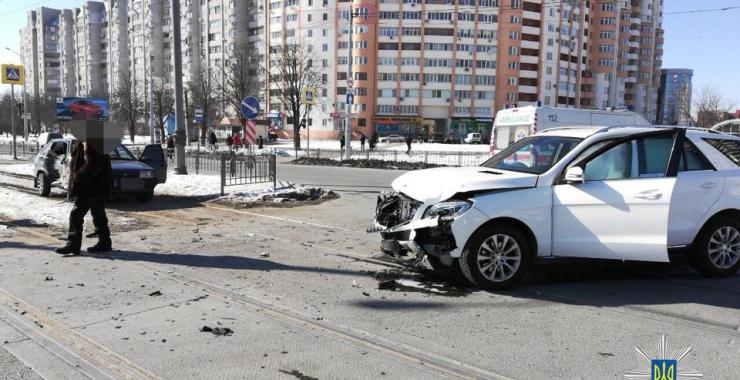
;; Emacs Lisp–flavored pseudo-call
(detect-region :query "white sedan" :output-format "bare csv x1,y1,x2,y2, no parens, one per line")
374,126,740,289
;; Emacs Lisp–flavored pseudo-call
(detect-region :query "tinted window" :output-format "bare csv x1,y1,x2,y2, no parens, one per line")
585,142,631,181
109,145,136,160
704,138,740,166
637,134,674,177
583,133,676,181
678,140,713,172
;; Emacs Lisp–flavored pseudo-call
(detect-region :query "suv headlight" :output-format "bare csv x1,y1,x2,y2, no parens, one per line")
423,201,472,219
139,170,156,179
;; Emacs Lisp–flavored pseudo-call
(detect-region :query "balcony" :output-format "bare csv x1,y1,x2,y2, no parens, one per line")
518,85,538,94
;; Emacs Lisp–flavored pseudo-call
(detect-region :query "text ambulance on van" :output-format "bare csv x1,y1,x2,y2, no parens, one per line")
489,105,650,155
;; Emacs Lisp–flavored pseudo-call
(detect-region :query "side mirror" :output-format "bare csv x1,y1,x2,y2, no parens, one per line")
564,166,584,184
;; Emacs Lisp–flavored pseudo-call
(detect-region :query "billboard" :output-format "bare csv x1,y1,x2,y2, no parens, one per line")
56,97,110,121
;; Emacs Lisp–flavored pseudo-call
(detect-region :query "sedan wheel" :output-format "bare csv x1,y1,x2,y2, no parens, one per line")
460,223,530,290
691,216,740,276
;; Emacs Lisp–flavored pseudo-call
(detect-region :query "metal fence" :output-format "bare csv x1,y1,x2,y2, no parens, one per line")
303,148,489,167
220,154,276,195
0,141,42,159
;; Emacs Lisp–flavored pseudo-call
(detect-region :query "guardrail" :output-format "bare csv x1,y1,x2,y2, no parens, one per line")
0,141,42,159
303,148,489,167
220,154,276,195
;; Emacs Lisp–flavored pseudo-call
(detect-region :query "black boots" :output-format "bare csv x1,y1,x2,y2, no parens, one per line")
55,245,80,255
87,239,112,253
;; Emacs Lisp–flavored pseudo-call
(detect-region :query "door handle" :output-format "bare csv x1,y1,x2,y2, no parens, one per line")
700,182,717,189
634,191,663,201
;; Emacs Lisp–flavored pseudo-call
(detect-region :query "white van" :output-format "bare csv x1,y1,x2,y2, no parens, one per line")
489,106,650,155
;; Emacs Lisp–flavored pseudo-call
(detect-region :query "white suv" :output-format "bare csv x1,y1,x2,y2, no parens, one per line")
374,126,740,289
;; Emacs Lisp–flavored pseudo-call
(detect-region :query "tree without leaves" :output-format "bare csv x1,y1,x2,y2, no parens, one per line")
111,72,144,143
221,42,263,124
27,95,57,134
151,79,174,142
267,42,324,149
686,85,736,128
189,64,220,140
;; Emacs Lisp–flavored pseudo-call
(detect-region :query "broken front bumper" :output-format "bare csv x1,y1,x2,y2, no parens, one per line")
373,194,487,266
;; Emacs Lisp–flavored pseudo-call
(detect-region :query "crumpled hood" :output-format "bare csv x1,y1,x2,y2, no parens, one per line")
391,166,538,204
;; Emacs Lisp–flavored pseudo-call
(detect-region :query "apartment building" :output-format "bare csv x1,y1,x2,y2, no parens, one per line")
20,0,664,137
656,68,693,126
265,0,663,139
21,7,63,99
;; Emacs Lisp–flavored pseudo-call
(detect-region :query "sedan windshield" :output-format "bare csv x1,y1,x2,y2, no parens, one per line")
481,136,582,174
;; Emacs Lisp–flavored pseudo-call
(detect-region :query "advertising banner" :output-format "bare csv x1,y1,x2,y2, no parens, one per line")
56,97,110,121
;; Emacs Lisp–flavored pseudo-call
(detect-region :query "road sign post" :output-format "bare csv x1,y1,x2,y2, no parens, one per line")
3,64,24,160
302,87,316,153
241,96,261,148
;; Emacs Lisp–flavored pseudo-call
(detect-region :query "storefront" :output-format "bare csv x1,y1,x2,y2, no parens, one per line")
449,118,493,141
372,116,422,137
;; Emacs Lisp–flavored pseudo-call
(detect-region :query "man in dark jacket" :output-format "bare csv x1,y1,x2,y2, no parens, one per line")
55,140,113,255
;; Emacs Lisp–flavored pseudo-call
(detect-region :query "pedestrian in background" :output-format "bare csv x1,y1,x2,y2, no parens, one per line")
208,131,217,151
360,135,366,151
258,135,264,150
55,140,112,255
166,134,174,160
226,133,233,151
233,133,242,151
405,135,412,154
340,133,346,151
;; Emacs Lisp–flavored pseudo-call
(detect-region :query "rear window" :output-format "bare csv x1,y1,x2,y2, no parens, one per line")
703,138,740,166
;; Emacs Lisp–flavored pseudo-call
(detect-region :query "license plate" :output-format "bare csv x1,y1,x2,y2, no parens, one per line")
120,178,145,191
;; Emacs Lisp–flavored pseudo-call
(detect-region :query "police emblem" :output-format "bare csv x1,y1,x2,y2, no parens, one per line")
624,335,703,379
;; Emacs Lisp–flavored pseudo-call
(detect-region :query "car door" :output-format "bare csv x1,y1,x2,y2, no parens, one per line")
139,144,167,184
667,137,723,246
551,131,681,262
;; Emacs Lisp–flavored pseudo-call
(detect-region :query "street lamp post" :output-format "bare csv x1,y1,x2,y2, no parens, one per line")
171,0,187,174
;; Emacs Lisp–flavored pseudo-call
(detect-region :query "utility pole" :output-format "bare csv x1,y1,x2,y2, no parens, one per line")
149,54,155,143
171,0,187,174
343,9,354,160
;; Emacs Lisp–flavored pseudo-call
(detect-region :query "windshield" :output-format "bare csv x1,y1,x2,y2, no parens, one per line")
481,136,582,174
109,145,137,160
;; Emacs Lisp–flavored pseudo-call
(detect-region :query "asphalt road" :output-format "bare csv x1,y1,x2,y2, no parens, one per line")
277,160,407,193
0,168,739,379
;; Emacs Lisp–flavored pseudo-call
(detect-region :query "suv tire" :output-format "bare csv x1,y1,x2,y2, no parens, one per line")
36,173,51,197
690,216,740,276
460,223,531,290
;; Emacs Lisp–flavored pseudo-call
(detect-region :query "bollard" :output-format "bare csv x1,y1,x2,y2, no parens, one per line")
424,151,428,164
195,150,200,174
458,152,462,166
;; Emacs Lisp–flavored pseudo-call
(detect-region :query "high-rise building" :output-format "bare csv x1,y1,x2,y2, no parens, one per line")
21,7,62,99
20,0,665,137
656,68,693,126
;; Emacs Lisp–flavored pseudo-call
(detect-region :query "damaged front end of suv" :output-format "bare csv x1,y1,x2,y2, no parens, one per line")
371,190,486,268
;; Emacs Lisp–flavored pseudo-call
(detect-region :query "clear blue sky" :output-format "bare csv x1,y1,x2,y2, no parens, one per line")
0,0,738,105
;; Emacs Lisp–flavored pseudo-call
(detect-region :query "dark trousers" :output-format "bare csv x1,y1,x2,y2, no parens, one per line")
67,199,110,249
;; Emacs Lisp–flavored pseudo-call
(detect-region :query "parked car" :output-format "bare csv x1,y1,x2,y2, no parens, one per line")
374,126,740,289
379,134,406,143
32,138,167,201
37,132,64,145
464,133,482,144
69,100,103,120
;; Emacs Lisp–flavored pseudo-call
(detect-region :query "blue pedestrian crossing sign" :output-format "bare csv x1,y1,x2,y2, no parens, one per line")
241,96,260,119
1,64,24,85
346,92,354,105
